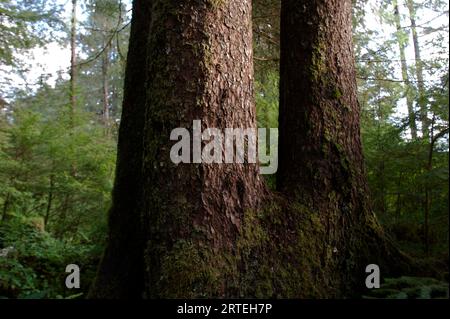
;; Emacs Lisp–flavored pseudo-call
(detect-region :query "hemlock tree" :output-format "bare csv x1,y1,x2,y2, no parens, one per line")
91,0,417,299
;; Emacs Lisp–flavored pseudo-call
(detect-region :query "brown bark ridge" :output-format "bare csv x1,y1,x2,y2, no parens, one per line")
140,0,267,298
275,0,416,297
88,0,151,299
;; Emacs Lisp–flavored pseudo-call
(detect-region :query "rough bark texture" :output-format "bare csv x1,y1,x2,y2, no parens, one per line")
140,0,266,298
69,0,77,118
276,0,415,297
89,0,151,299
101,44,110,127
91,0,424,299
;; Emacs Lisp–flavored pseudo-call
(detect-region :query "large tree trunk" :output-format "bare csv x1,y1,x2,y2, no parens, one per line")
276,0,414,296
278,0,370,221
89,0,152,299
91,0,266,299
140,0,266,298
91,0,421,299
394,0,417,139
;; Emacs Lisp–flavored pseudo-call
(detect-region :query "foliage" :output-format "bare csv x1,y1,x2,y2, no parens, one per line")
0,216,101,299
0,104,115,298
0,0,63,67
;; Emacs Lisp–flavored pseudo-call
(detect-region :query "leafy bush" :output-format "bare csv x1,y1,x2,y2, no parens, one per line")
0,216,102,299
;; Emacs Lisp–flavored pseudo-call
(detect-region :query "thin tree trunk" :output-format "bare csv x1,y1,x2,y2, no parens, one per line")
56,194,70,239
407,0,428,138
424,115,436,255
69,0,77,122
395,172,403,223
394,0,417,139
376,84,387,216
423,125,450,255
101,44,110,128
44,173,54,228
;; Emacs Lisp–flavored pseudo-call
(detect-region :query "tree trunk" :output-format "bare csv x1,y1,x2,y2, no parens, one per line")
407,0,428,138
277,0,413,296
140,0,265,298
91,0,420,299
89,0,152,299
69,0,77,120
101,44,110,128
394,1,417,139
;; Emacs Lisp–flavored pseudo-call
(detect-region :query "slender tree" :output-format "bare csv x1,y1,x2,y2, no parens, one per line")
101,43,110,127
407,0,428,137
394,0,418,139
69,0,77,119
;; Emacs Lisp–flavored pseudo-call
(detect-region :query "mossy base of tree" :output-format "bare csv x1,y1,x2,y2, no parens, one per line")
139,195,433,299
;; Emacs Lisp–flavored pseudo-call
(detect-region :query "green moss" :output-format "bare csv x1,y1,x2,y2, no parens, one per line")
333,88,343,99
153,240,237,298
232,200,338,298
310,39,327,83
207,0,226,9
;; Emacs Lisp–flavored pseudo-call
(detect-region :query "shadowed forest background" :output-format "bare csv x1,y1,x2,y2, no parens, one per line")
0,0,448,299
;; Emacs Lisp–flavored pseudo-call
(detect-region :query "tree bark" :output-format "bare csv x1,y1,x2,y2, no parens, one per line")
140,0,266,298
91,0,421,299
277,0,414,296
394,1,417,139
44,173,54,228
89,0,152,299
